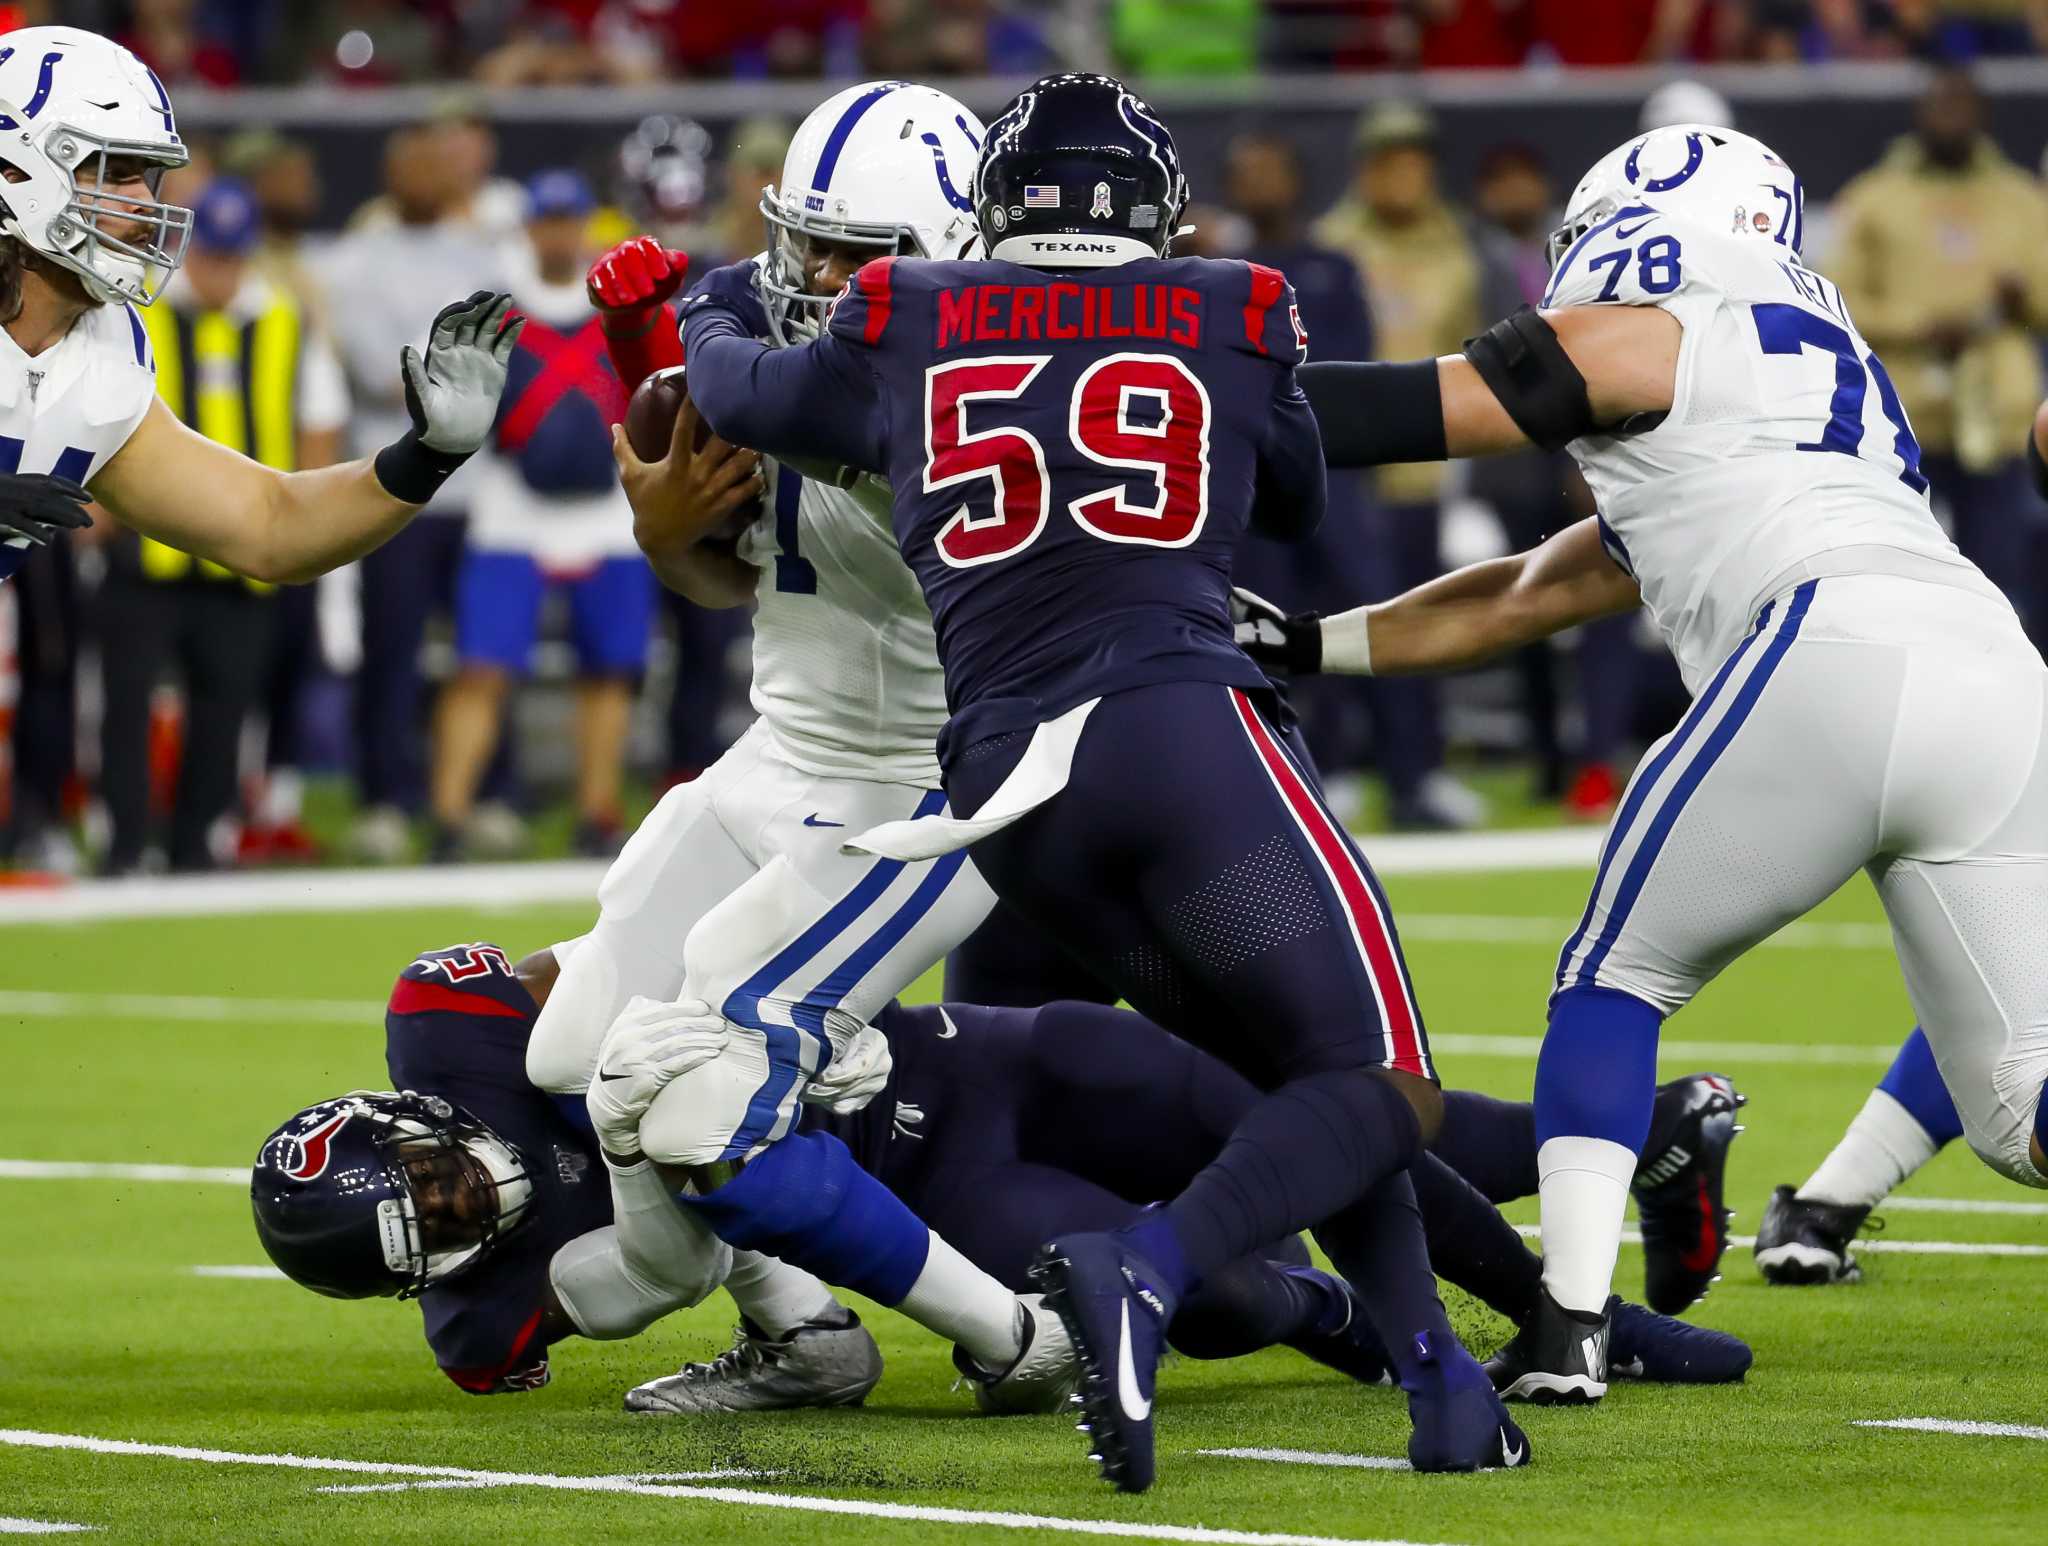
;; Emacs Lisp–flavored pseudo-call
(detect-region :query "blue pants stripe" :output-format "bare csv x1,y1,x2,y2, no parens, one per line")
1554,592,1783,990
1572,580,1819,990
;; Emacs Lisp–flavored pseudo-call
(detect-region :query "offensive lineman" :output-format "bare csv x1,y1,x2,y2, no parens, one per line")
1236,123,2048,1402
526,82,1073,1408
0,29,518,586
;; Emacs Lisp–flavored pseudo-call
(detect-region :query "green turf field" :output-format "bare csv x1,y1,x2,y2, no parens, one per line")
3,868,2044,1544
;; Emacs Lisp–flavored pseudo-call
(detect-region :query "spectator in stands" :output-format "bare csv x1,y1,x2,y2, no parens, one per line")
99,182,351,875
1218,130,1390,816
1314,102,1487,828
264,0,450,86
1830,64,2048,647
1524,0,1712,63
428,171,649,862
119,0,242,86
865,0,1057,75
319,124,511,863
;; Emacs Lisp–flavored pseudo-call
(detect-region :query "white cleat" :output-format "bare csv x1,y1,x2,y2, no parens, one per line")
952,1293,1080,1416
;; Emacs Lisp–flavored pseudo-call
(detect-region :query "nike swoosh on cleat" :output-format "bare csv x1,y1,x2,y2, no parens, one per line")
802,813,845,828
936,1008,959,1039
1116,1300,1151,1422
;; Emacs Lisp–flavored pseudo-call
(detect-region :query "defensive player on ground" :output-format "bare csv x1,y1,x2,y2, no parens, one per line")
253,940,1751,1410
0,27,519,586
1236,123,2048,1401
682,71,1525,1488
528,82,1078,1413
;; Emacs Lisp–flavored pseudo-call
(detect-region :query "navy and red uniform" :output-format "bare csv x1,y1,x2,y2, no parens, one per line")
685,255,1433,1090
385,945,609,1394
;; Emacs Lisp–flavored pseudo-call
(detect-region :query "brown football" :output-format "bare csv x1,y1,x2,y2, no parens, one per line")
623,364,762,540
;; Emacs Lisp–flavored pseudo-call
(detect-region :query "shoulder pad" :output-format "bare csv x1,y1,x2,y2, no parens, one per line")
1544,205,1694,310
390,944,534,1022
1234,260,1307,363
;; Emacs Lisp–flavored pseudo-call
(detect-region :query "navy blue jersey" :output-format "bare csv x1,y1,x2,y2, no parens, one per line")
384,945,609,1394
685,254,1327,751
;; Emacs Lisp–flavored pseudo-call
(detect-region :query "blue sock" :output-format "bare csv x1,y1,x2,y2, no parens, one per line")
681,1131,931,1306
1877,1027,1965,1146
1535,986,1663,1153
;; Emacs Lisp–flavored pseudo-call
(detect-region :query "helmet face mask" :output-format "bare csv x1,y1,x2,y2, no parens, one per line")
252,1092,534,1301
758,81,984,347
0,29,194,306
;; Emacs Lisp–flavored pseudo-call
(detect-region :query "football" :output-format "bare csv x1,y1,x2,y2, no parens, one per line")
624,364,762,540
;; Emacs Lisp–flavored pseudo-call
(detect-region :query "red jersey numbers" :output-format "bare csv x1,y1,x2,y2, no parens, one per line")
924,352,1213,568
925,356,1052,568
416,944,514,983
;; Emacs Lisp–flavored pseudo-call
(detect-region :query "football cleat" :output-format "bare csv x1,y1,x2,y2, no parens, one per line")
1280,1266,1393,1386
1484,1287,1609,1405
1753,1184,1873,1285
1633,1072,1746,1313
1406,1330,1533,1472
1607,1297,1752,1383
1030,1232,1179,1494
623,1311,882,1414
952,1293,1080,1415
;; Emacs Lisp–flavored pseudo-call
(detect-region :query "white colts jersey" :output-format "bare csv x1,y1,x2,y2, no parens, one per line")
0,302,156,579
738,459,949,785
1545,206,1998,691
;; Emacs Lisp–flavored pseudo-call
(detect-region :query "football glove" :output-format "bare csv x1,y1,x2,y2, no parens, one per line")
1231,586,1324,674
800,1021,893,1116
586,996,731,1161
588,237,691,334
0,472,92,548
375,291,525,505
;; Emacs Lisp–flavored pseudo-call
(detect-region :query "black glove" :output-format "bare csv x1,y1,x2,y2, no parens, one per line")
1231,586,1323,674
0,472,93,548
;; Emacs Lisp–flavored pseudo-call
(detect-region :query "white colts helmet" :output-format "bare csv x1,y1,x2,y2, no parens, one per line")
0,26,192,306
1549,124,1804,272
760,80,985,345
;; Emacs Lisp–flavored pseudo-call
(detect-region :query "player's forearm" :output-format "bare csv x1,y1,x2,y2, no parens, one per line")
639,530,759,608
255,460,421,584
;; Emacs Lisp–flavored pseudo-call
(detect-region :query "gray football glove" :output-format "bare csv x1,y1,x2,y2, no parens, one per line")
402,290,523,455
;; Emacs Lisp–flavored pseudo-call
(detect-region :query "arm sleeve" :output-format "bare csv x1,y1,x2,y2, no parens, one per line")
602,301,685,393
682,305,887,474
1250,375,1329,540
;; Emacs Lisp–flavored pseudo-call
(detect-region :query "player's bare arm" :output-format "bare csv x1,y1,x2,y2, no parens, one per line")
91,292,522,584
1237,516,1640,678
611,393,762,608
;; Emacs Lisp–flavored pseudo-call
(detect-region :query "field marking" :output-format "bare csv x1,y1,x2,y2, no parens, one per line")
187,1266,287,1281
1879,1196,2048,1217
0,1525,94,1536
1400,914,1893,951
0,1430,1463,1546
317,1468,765,1494
0,829,1608,924
1856,1418,2048,1442
1199,1450,1410,1472
0,1161,250,1185
1507,1225,2048,1258
1431,1031,1896,1066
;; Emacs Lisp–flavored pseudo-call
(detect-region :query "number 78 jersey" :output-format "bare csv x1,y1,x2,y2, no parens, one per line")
1544,205,1989,692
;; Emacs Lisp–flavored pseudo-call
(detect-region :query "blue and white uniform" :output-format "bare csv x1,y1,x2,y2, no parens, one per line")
1546,191,2048,1186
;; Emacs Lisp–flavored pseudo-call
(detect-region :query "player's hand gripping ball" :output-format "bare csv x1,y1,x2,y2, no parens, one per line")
617,366,764,544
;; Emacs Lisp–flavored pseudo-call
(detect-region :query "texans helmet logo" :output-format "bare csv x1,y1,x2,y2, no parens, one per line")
282,1108,352,1182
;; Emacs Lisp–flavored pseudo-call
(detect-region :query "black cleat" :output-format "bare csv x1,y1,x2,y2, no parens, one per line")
1278,1266,1393,1386
1753,1184,1873,1285
1607,1296,1751,1383
1633,1072,1745,1314
1484,1287,1609,1405
1030,1232,1177,1494
1407,1330,1533,1472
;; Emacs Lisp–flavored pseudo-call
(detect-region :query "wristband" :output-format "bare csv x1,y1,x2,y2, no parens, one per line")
373,428,473,506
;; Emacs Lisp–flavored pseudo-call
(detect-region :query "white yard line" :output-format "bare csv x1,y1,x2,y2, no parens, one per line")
1877,1197,2048,1217
0,1525,94,1536
0,1430,1463,1546
0,1161,249,1185
1855,1418,2048,1441
1399,915,1894,951
1431,1031,1897,1065
0,990,371,1024
1508,1225,2048,1258
0,830,1610,925
318,1468,765,1494
187,1266,287,1280
1198,1450,1411,1472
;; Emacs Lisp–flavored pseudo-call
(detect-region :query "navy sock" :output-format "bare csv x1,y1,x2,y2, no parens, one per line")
1314,1167,1457,1388
1154,1069,1424,1297
1411,1150,1542,1325
1877,1026,1965,1146
1430,1089,1538,1204
1166,1255,1346,1360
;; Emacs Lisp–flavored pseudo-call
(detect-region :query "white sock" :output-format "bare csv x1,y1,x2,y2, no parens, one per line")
1797,1089,1938,1210
1537,1135,1637,1315
721,1250,839,1338
895,1231,1022,1369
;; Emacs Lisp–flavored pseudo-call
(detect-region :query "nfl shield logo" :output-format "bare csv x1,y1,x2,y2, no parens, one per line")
1090,181,1114,220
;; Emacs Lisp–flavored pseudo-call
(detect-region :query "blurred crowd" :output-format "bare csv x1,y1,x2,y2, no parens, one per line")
5,60,2048,874
7,1,2048,89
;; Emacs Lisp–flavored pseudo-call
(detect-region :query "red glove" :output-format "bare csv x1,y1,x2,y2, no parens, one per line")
587,237,690,335
587,236,689,390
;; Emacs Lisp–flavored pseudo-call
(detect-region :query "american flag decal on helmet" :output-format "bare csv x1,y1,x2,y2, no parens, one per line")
1023,185,1060,208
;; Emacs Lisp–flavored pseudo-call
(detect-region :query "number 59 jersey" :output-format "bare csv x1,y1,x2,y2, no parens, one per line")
736,459,950,787
1543,206,1999,692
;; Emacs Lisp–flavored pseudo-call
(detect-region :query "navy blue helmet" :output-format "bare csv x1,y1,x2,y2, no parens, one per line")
973,72,1188,270
251,1091,534,1300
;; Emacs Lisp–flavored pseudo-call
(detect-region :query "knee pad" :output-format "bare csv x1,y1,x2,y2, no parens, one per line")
682,1132,930,1305
548,1223,729,1341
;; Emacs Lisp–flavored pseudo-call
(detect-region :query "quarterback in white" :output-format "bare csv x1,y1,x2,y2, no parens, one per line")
1242,123,2048,1403
0,27,518,588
